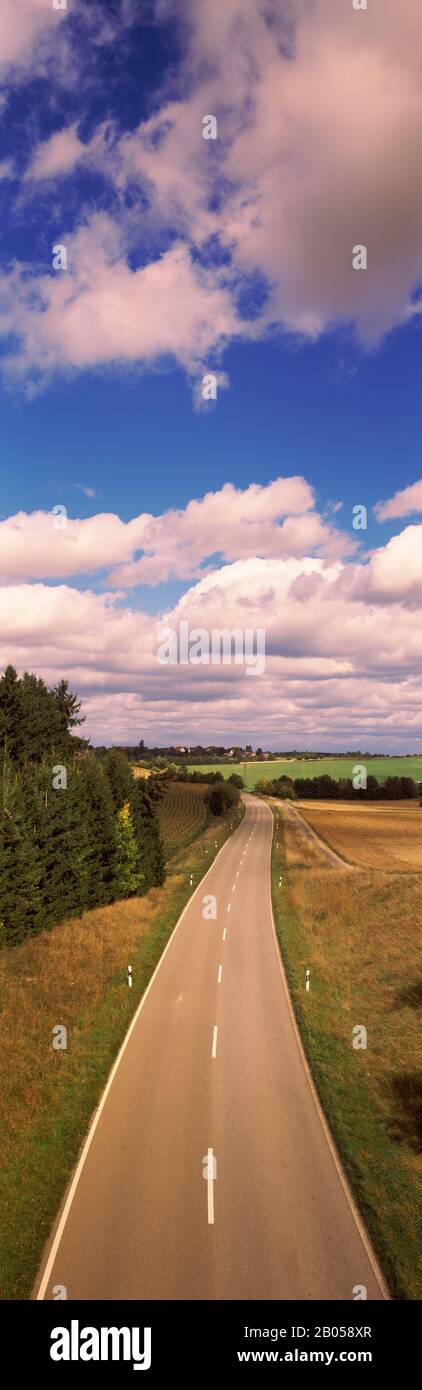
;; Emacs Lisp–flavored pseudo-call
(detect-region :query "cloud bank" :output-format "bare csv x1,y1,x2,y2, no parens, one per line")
0,478,421,748
3,0,422,384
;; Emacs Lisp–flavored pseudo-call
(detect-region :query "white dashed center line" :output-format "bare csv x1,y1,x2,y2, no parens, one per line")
218,965,222,984
212,1025,218,1059
207,1147,215,1225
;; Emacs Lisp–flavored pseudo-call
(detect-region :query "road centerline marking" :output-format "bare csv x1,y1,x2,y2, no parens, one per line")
218,965,222,983
207,1148,215,1225
212,1025,218,1058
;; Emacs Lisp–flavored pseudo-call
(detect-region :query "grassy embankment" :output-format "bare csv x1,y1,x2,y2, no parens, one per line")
0,783,242,1299
188,755,422,788
271,800,422,1300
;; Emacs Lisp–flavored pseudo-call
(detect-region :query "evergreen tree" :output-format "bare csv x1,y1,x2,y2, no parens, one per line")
0,666,24,765
131,778,165,888
76,756,117,907
103,748,165,889
103,748,135,811
0,667,167,945
50,679,86,755
0,769,42,943
20,673,61,764
28,763,84,926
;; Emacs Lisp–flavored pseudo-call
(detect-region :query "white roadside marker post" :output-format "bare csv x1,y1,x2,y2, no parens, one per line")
305,968,310,993
190,873,193,887
127,965,133,989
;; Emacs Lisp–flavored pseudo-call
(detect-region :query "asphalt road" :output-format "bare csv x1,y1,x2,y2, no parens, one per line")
36,794,386,1301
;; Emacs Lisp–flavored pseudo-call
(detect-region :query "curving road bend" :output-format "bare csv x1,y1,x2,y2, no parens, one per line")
35,794,386,1301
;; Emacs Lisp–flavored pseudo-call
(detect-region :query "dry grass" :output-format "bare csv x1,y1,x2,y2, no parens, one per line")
273,802,349,871
0,892,164,1166
297,801,422,871
272,803,422,1299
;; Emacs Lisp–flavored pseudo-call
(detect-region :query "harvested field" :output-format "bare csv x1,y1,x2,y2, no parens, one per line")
297,801,422,872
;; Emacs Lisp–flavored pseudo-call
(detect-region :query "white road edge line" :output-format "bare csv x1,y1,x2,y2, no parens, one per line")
212,1025,218,1058
35,818,243,1300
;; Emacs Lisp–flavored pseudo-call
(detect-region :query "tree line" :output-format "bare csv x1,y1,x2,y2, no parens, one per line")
256,773,420,801
168,766,243,813
0,664,88,765
0,668,165,945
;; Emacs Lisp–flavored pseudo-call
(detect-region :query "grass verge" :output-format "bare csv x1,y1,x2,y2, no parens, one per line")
0,807,242,1300
270,803,422,1300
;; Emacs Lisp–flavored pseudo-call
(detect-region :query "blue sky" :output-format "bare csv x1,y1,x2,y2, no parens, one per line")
0,0,421,749
2,323,422,532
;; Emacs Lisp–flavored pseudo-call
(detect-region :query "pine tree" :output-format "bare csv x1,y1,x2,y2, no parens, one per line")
0,666,24,765
103,748,135,811
20,673,61,765
0,669,166,942
103,747,165,893
76,756,117,907
29,763,84,927
50,679,86,755
131,778,165,889
0,769,42,943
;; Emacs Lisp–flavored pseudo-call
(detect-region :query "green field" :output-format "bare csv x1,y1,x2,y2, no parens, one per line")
188,756,422,788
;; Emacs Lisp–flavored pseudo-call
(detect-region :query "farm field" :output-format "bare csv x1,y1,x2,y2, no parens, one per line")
297,801,422,872
157,781,210,861
271,802,422,1299
188,756,422,787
